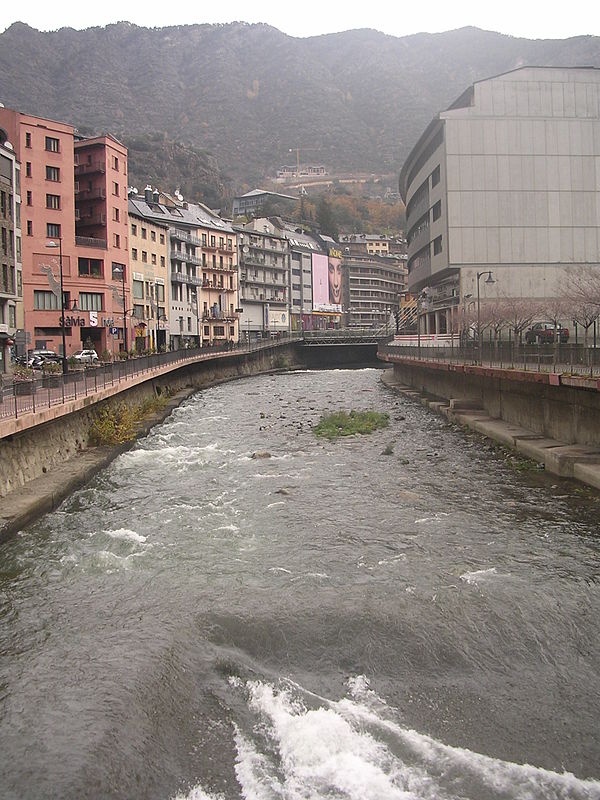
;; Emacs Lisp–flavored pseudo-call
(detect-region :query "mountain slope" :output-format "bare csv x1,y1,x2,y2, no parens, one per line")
1,22,599,191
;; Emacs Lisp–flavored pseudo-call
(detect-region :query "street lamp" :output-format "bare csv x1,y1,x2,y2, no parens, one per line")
46,239,68,374
112,266,128,354
476,271,495,365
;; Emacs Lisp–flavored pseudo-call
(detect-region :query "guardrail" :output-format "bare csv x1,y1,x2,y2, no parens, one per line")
0,334,302,422
379,340,600,377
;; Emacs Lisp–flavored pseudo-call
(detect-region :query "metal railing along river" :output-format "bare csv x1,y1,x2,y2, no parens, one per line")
379,337,600,377
0,335,302,421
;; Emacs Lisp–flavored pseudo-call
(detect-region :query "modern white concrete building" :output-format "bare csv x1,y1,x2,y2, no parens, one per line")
400,66,600,334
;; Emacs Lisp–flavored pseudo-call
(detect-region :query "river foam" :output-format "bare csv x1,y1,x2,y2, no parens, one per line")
174,676,600,800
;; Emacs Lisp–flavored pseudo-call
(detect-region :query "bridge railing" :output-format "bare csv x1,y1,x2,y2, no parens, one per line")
379,339,600,376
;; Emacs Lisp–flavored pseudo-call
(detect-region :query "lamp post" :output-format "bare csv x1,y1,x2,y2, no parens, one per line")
476,271,495,365
46,238,68,374
113,266,128,354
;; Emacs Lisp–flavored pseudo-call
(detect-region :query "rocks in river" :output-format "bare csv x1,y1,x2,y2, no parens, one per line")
275,488,291,495
251,451,272,459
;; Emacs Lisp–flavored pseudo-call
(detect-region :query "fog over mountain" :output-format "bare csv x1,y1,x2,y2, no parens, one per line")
1,21,599,197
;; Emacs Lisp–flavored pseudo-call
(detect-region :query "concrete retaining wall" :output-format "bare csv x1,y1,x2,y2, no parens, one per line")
0,344,302,499
389,360,600,447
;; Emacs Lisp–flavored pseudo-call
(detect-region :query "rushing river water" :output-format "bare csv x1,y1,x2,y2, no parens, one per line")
1,368,599,800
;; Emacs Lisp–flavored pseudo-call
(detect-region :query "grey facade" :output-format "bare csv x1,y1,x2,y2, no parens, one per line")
400,67,600,334
344,254,407,330
236,219,290,340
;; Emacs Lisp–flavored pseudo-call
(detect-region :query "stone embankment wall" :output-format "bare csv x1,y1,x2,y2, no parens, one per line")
0,345,301,499
388,360,600,447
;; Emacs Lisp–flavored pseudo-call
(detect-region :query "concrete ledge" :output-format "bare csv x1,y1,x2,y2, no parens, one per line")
380,367,600,492
544,446,600,478
573,463,600,490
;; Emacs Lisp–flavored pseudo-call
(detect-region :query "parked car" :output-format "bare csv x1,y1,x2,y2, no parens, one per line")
71,349,99,364
525,322,569,344
28,349,61,364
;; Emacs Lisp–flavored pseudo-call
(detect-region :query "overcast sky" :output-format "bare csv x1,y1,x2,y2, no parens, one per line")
0,0,597,40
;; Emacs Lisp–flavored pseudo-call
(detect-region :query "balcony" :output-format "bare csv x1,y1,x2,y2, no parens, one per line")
0,277,15,295
78,188,106,201
77,213,106,227
202,281,234,292
75,236,107,249
170,249,202,266
75,161,106,175
202,311,239,321
170,230,203,248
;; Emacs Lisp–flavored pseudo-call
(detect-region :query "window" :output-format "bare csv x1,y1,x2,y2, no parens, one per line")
79,292,103,311
432,200,442,221
45,136,60,153
113,208,120,222
230,326,235,337
78,257,103,278
113,156,119,170
214,326,225,336
204,325,210,336
132,248,138,261
433,235,442,255
112,181,119,196
210,235,215,247
25,162,32,178
156,284,165,302
227,238,233,250
141,251,147,263
133,280,144,299
46,166,60,182
160,256,165,267
151,254,157,265
34,290,60,310
431,165,440,187
151,230,156,242
27,220,33,236
25,132,32,148
113,233,120,248
133,304,144,319
47,223,61,238
131,223,137,235
46,193,60,210
141,228,147,240
160,233,165,245
219,237,224,248
202,233,207,246
26,191,32,206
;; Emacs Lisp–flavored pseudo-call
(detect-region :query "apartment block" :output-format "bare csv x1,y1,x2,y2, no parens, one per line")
129,190,238,348
128,200,170,351
236,219,290,340
343,254,407,329
0,107,131,358
400,66,600,335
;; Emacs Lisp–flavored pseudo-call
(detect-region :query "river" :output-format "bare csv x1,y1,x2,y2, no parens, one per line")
0,368,599,800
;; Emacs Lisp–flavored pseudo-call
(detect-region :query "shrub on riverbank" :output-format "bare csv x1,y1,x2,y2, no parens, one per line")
89,395,169,445
314,410,389,441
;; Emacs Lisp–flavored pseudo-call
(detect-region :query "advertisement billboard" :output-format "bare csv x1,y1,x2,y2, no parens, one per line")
312,252,342,313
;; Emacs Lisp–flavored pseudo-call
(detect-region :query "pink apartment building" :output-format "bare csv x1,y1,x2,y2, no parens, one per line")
0,107,131,358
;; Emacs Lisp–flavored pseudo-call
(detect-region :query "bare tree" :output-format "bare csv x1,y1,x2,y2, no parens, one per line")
495,296,541,363
560,266,600,347
542,296,572,361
